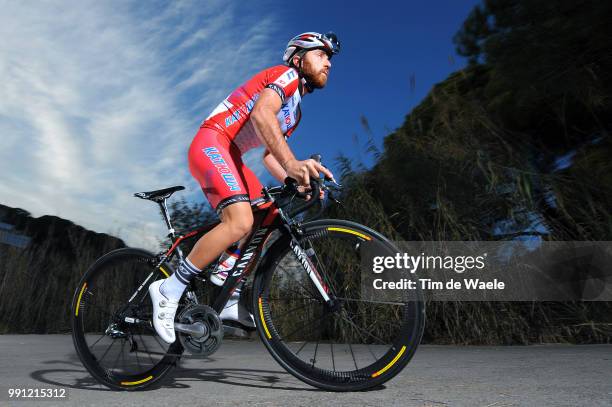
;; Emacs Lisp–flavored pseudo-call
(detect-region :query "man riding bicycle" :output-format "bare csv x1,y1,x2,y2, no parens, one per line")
149,31,340,343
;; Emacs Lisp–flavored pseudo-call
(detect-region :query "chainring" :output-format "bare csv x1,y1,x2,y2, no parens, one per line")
177,304,223,358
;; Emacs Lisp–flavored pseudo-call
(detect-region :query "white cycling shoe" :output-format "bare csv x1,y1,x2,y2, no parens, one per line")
220,291,255,329
148,279,179,344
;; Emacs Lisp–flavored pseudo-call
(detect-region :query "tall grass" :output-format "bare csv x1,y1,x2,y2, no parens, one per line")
0,208,125,333
323,77,612,345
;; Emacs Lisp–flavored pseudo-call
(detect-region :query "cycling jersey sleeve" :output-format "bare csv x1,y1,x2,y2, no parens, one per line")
265,66,299,102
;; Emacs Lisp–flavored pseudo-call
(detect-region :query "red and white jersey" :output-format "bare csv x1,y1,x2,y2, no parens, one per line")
201,65,303,154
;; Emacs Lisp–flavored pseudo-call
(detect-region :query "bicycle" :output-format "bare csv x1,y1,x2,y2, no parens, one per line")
71,155,425,392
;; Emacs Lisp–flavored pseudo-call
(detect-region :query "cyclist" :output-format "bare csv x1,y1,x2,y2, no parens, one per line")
149,31,340,343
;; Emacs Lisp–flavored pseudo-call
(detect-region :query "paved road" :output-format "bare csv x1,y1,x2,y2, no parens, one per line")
0,335,610,406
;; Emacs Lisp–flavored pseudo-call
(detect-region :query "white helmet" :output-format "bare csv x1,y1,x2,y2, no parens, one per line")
283,31,341,66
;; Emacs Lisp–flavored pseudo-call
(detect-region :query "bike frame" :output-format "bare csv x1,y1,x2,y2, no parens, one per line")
153,192,332,315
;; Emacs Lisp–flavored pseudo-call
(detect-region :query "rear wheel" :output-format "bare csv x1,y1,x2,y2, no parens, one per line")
71,248,184,390
253,220,425,391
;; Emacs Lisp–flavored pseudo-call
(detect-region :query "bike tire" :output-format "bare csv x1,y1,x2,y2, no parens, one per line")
252,219,425,391
71,247,183,391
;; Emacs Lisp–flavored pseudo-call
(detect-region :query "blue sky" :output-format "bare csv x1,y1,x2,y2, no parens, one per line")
284,0,482,170
0,0,481,248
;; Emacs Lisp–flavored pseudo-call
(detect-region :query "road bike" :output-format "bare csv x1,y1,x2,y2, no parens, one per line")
71,156,425,391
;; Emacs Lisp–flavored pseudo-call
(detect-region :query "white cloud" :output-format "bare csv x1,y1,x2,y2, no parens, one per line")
0,1,280,250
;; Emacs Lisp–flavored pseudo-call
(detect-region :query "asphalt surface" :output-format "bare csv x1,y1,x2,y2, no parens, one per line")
0,334,610,406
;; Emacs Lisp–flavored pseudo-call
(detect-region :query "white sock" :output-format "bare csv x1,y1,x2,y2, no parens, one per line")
160,274,185,302
159,259,199,301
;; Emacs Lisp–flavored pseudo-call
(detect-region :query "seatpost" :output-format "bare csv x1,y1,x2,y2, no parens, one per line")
158,199,176,238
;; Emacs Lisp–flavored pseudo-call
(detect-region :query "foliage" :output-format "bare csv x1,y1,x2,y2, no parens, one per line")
330,0,612,344
160,198,218,255
0,205,125,333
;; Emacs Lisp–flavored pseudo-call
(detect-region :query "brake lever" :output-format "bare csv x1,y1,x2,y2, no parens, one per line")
327,178,342,189
327,189,344,207
283,176,312,199
310,153,339,186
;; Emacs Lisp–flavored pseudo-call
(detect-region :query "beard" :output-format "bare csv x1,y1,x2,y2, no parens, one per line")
304,71,328,88
301,60,328,88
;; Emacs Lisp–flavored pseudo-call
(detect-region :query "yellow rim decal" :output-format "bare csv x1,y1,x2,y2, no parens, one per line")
371,345,406,378
121,375,153,386
75,282,87,316
327,227,371,241
159,266,169,278
258,297,272,339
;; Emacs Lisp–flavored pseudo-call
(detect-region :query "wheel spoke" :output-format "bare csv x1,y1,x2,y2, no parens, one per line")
97,338,116,363
367,343,378,361
137,332,156,365
281,311,331,340
274,286,320,302
334,296,408,306
89,332,108,349
110,339,123,373
305,238,340,296
131,334,142,370
266,297,318,302
120,338,126,373
295,341,308,355
151,333,169,353
336,311,372,345
311,340,319,368
338,309,388,345
279,264,320,300
269,301,313,320
83,300,116,319
348,342,358,371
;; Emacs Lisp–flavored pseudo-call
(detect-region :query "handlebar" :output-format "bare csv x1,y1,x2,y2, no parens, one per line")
263,153,340,220
282,177,322,218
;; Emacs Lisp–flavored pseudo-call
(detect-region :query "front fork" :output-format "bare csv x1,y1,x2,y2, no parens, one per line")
276,197,335,307
288,235,333,306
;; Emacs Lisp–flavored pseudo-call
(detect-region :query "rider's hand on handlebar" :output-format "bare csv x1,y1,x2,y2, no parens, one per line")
284,158,335,188
297,185,325,201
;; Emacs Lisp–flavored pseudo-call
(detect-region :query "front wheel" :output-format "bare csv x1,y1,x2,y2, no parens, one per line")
253,220,425,391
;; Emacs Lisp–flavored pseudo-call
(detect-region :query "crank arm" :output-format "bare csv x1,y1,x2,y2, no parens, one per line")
174,322,206,338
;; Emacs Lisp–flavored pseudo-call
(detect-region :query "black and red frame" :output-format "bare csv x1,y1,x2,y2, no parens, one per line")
152,180,328,315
